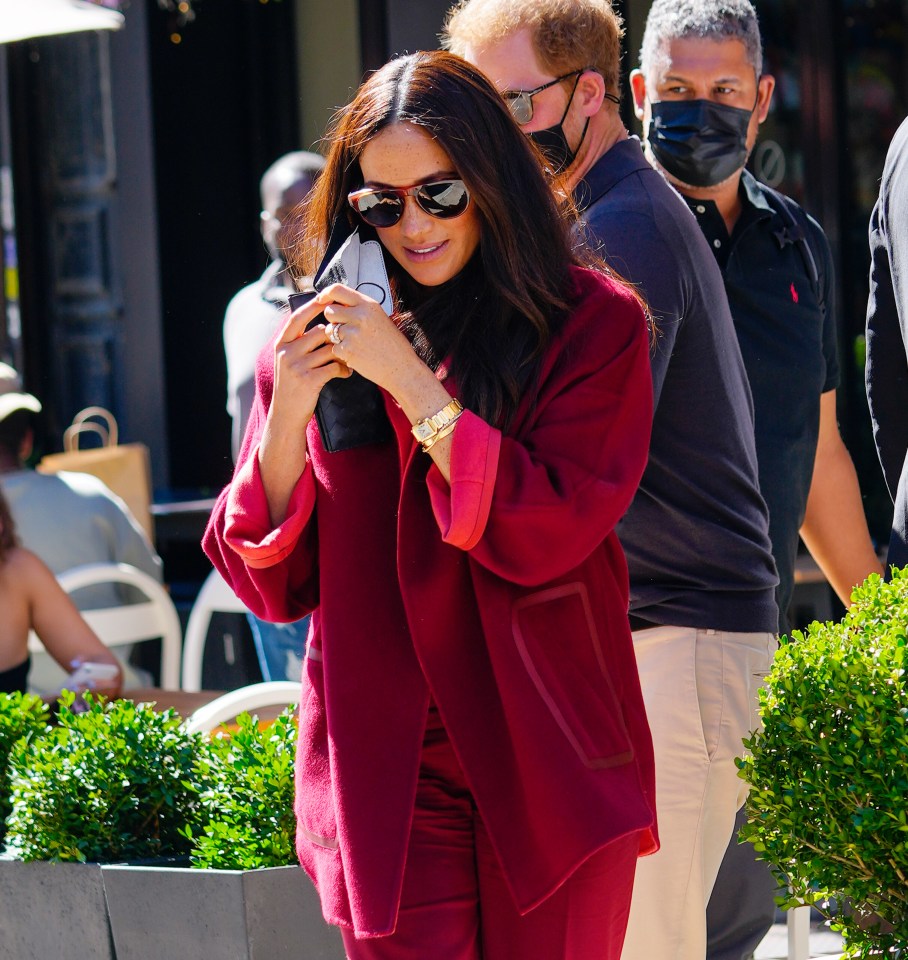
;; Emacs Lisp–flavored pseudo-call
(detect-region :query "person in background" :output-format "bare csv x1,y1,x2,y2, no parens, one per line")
867,115,908,574
0,483,122,698
205,50,657,959
0,363,162,693
224,150,326,461
630,2,884,957
223,150,325,682
444,2,778,957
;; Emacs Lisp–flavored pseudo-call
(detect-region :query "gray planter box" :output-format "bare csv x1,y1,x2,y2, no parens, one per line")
102,862,345,960
0,858,115,960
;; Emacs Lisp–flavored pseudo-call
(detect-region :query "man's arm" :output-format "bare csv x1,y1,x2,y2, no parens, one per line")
799,389,883,604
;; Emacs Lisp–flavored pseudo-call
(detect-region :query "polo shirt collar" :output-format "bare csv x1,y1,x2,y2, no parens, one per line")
682,170,779,268
740,169,774,217
682,170,773,222
573,136,652,213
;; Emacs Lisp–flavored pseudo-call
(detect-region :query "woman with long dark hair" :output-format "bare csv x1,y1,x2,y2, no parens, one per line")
204,50,656,960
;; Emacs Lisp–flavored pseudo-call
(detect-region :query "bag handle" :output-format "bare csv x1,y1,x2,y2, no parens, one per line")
68,406,119,448
64,421,110,451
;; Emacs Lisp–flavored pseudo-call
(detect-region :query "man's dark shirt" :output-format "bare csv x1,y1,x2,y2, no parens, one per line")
685,171,840,632
575,138,778,632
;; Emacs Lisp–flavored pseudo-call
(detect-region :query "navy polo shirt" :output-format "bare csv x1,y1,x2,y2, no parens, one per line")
575,138,778,633
685,171,840,633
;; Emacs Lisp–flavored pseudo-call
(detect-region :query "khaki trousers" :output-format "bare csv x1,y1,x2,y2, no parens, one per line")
620,626,777,960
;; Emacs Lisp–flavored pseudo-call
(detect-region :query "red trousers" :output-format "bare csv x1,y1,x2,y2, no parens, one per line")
341,710,639,960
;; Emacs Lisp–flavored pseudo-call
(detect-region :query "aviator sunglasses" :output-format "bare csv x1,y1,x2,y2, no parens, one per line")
347,179,471,228
503,69,586,125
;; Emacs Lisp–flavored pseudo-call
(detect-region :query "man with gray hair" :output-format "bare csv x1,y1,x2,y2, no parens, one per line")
445,2,780,958
631,2,882,957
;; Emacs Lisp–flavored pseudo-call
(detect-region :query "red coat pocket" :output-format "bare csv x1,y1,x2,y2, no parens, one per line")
512,583,634,769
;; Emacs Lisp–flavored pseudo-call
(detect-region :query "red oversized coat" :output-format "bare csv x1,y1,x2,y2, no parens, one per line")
203,267,658,938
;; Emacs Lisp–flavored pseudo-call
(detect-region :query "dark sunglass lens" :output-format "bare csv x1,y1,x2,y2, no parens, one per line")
417,181,470,218
506,94,532,125
356,191,404,227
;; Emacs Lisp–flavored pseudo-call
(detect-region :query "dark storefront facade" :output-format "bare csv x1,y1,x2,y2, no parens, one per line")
1,0,906,587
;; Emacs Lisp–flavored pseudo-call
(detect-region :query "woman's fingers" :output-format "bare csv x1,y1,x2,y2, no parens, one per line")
315,282,366,308
279,282,374,345
278,320,333,361
321,357,353,382
279,293,328,344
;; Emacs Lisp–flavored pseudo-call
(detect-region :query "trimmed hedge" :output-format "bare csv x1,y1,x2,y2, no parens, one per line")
740,568,908,958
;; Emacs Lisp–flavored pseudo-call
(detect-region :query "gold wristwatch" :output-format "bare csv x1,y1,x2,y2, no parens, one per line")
411,399,464,451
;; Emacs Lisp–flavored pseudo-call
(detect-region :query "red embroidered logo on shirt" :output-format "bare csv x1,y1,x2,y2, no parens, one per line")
790,282,799,304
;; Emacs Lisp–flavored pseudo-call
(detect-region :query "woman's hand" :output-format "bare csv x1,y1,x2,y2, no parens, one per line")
269,295,353,433
259,296,352,527
316,283,460,483
315,283,423,396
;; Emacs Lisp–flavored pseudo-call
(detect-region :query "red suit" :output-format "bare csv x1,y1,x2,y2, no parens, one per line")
203,266,658,939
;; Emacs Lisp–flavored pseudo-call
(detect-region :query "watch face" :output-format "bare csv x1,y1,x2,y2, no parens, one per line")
413,421,436,443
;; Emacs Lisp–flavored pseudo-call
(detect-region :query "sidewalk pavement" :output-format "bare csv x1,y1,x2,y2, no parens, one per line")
754,919,844,959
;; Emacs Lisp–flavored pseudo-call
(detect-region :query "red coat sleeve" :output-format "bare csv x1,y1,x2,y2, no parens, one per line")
426,270,652,586
202,352,320,623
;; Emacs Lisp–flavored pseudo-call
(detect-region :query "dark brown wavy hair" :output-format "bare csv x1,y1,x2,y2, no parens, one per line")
292,50,605,430
0,485,19,565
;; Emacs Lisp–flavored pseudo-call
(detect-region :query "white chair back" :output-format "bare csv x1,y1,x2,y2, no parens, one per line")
28,562,182,690
184,681,300,734
181,567,250,692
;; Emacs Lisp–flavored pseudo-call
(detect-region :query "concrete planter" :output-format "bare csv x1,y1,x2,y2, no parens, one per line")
0,857,115,960
102,862,344,960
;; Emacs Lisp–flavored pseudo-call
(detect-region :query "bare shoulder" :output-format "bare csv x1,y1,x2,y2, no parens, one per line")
4,546,57,592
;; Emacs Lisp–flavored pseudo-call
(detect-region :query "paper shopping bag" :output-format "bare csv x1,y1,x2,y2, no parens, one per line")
37,406,155,542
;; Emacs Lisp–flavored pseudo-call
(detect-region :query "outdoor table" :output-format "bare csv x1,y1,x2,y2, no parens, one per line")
125,687,226,717
124,687,288,727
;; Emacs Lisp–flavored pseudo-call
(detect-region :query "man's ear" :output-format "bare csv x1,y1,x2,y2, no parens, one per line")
577,68,606,117
629,69,647,121
756,73,775,124
19,428,33,463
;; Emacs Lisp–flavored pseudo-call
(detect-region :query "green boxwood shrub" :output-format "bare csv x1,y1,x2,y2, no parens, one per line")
5,692,204,863
185,708,298,870
739,568,908,958
0,692,50,846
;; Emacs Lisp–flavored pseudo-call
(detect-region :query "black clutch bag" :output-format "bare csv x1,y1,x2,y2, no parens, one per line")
287,226,393,453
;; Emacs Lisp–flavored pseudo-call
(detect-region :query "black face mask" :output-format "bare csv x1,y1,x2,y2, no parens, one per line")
647,98,753,188
528,73,587,174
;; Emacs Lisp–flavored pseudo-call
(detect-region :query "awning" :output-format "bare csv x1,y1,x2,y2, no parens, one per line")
0,0,124,44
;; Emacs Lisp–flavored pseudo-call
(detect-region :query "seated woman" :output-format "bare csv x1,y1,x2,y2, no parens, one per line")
205,50,657,960
0,486,122,697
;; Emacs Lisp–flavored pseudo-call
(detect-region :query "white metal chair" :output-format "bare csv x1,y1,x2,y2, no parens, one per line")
184,680,301,734
181,567,251,692
28,562,182,690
